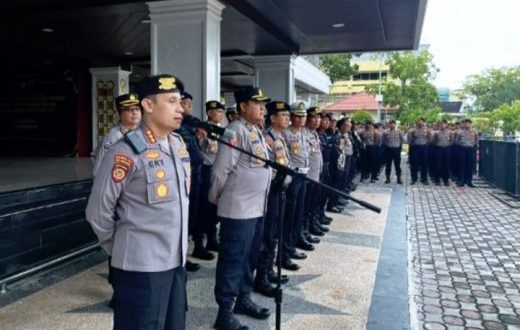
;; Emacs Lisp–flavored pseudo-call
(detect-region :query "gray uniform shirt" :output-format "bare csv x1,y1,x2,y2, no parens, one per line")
209,117,272,219
264,128,292,186
303,127,323,181
362,129,379,146
85,125,190,272
408,127,430,146
199,125,219,165
283,127,310,168
383,129,404,148
433,129,453,147
455,129,477,147
93,123,128,177
337,132,353,170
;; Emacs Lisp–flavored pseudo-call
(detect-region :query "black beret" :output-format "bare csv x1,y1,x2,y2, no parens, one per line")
181,91,193,101
234,86,270,104
225,107,237,114
266,101,291,115
115,93,139,110
137,74,184,99
205,100,225,112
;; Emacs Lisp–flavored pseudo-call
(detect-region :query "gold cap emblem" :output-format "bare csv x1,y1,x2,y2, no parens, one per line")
158,77,176,90
276,102,285,110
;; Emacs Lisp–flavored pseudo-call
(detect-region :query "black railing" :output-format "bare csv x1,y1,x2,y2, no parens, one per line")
479,139,520,197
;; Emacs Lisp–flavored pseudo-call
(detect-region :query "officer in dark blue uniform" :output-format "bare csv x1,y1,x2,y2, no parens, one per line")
177,92,215,262
317,113,335,227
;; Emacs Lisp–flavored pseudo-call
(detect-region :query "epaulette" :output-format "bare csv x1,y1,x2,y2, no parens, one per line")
124,130,147,154
171,132,185,144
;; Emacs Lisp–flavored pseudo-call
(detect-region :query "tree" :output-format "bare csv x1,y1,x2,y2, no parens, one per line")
351,110,374,123
319,54,359,83
366,50,439,120
462,66,520,113
489,100,520,136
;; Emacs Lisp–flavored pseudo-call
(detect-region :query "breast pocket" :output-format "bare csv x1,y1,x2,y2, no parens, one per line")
249,142,266,168
144,166,176,204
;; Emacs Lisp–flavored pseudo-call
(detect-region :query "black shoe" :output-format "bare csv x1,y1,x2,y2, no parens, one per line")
267,270,289,284
316,223,329,233
186,260,200,272
370,179,375,183
467,182,475,188
296,240,314,251
291,250,308,259
282,259,300,271
214,308,249,330
444,181,450,186
206,240,220,252
456,182,464,187
254,276,277,298
435,181,441,186
306,235,320,244
309,227,325,237
422,180,429,186
397,177,402,184
234,295,271,320
324,214,333,221
384,178,390,184
411,180,416,185
192,248,215,261
107,299,115,309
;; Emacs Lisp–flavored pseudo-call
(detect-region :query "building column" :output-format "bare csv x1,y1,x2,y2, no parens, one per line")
255,55,297,104
147,0,225,118
89,67,131,154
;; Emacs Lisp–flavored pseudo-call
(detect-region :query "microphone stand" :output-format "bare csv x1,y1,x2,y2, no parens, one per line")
205,131,381,330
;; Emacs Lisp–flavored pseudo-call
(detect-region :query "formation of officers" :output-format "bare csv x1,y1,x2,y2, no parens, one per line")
86,73,478,330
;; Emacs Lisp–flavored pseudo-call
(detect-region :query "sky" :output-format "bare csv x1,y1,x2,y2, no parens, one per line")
420,0,520,90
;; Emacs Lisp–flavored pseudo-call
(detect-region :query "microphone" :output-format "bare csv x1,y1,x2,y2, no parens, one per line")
183,115,237,139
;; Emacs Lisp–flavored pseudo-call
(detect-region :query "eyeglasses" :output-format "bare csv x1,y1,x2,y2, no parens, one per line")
121,107,141,112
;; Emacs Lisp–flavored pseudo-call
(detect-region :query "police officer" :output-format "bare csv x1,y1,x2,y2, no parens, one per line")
225,106,239,124
209,86,272,330
281,102,311,269
254,100,292,298
433,120,453,186
92,93,141,177
177,92,214,262
408,118,431,185
86,74,189,330
199,100,225,252
303,107,328,237
317,113,335,227
382,119,404,184
454,119,477,187
328,118,354,212
361,122,380,183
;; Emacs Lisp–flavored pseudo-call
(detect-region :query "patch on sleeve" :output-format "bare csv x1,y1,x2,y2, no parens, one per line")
112,154,134,183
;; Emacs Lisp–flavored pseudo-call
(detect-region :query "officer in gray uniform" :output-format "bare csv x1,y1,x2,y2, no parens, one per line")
199,100,225,252
281,102,311,269
254,100,292,297
361,122,380,183
433,120,453,186
303,106,327,238
209,86,272,330
454,118,477,187
86,74,189,330
382,119,404,184
408,118,431,185
92,93,141,177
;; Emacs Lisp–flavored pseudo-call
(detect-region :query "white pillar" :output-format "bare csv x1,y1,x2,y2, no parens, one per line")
89,67,131,154
255,55,297,104
147,0,225,119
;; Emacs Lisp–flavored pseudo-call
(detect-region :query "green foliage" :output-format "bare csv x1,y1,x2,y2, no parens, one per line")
397,108,422,129
319,54,359,83
423,107,442,124
462,66,520,113
440,113,454,123
489,100,520,135
468,114,494,134
351,110,374,123
365,50,439,121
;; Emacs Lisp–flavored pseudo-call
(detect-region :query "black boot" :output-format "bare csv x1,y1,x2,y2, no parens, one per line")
206,234,220,252
254,272,277,297
397,177,402,184
234,294,271,319
193,239,215,260
267,269,289,284
214,308,249,330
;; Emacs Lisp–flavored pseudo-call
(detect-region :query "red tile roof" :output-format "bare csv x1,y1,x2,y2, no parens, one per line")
323,92,396,112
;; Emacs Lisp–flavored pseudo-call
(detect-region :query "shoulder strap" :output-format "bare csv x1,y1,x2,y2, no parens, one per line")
124,130,147,154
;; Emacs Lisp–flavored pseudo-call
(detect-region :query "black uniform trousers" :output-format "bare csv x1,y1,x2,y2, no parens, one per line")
281,176,306,260
329,155,351,206
188,165,204,246
366,146,379,180
435,146,451,184
257,188,285,275
458,146,475,184
111,266,187,330
428,144,437,181
215,217,263,309
318,162,331,213
410,144,428,182
450,145,459,179
384,147,401,179
346,155,358,189
200,164,218,241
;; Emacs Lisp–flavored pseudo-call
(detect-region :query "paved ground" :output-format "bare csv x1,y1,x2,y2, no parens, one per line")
407,179,520,330
0,187,393,330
